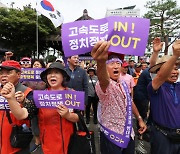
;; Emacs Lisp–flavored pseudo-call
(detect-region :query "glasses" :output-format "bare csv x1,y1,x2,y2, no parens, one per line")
20,61,31,65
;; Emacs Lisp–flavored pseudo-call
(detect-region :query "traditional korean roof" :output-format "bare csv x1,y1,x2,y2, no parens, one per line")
75,9,94,21
115,5,136,10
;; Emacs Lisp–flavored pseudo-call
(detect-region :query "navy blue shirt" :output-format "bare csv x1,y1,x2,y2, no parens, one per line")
65,66,88,105
147,81,180,129
134,68,152,100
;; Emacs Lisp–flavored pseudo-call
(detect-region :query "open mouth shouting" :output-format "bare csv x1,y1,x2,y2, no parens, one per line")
49,78,57,85
170,75,178,81
1,78,8,85
113,70,119,76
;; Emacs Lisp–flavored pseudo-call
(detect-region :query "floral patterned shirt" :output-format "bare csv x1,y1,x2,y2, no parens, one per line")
96,78,135,138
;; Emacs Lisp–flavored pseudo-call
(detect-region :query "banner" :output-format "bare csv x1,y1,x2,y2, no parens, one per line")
0,90,85,110
33,90,85,110
0,96,10,110
20,68,45,81
36,0,64,27
62,16,150,57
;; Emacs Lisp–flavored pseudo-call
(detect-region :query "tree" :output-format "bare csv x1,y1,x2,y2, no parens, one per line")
45,55,57,63
144,0,180,54
0,6,58,59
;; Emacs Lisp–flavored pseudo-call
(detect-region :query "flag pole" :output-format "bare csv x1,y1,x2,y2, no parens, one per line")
36,3,39,58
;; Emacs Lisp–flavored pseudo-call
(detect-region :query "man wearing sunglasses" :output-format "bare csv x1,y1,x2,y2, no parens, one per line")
20,57,31,68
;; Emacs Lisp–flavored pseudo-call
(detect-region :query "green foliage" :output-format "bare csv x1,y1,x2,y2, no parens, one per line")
45,55,57,63
0,6,58,59
144,0,180,53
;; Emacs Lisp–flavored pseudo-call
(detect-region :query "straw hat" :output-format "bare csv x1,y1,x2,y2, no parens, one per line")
149,55,180,73
134,63,142,68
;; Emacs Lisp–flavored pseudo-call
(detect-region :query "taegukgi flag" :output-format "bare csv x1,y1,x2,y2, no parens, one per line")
36,0,64,27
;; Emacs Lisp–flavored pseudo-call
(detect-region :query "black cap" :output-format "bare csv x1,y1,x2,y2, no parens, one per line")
40,62,70,82
87,67,96,74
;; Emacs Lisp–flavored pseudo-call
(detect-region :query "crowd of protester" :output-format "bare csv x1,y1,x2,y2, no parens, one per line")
0,37,179,154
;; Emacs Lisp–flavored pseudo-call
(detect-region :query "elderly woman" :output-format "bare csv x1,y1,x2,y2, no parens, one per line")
1,62,79,154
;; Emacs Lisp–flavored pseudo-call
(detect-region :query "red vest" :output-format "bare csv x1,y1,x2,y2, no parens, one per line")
38,108,74,154
0,87,32,154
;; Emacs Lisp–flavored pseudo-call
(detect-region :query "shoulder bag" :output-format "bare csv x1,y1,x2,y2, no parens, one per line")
6,110,33,148
68,113,96,154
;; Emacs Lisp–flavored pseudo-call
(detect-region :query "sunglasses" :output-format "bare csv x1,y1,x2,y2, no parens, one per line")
20,61,31,65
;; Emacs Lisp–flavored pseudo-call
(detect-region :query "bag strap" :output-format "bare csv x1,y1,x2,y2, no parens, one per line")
90,76,96,90
77,112,91,137
5,109,13,125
